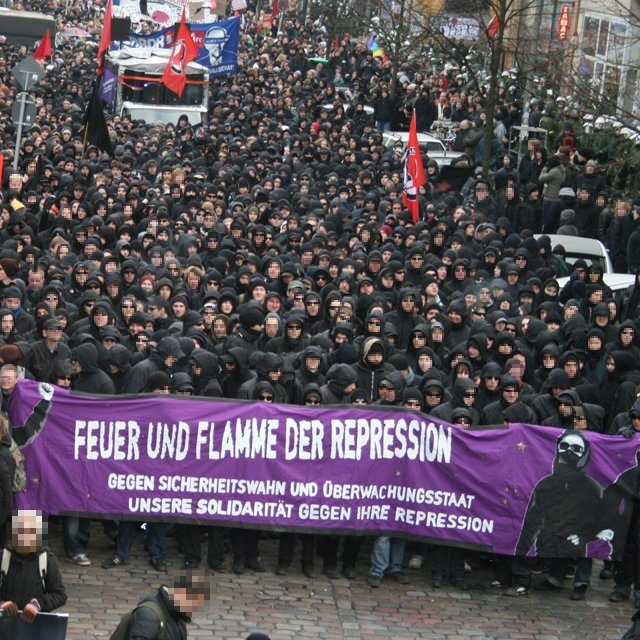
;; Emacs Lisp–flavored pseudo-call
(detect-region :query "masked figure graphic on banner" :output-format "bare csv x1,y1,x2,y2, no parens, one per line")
515,430,633,559
203,26,231,67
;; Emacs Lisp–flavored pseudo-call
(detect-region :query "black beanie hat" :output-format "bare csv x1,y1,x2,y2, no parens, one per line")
239,306,265,329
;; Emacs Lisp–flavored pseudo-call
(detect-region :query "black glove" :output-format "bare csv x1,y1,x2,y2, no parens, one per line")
619,426,635,439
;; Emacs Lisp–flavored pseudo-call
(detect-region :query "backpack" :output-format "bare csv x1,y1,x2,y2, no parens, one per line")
9,437,26,492
0,548,47,591
109,601,167,640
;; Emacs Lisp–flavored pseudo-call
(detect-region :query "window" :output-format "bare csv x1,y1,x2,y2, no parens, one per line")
580,15,631,106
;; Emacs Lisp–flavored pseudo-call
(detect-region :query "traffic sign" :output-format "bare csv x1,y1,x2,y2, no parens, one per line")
11,56,45,92
12,93,37,129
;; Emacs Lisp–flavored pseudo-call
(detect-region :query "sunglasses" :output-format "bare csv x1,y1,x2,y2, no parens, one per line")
306,399,321,405
58,376,73,381
463,392,477,398
558,442,584,454
404,401,422,408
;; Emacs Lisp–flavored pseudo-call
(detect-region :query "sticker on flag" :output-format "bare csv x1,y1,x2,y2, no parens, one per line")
402,111,426,223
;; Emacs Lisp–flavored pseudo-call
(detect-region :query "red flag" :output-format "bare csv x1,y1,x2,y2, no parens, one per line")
161,10,198,97
34,30,52,61
487,14,500,45
0,154,4,189
272,0,279,18
97,0,113,75
402,111,426,224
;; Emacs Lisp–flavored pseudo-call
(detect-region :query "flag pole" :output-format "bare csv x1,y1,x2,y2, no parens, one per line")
82,118,90,159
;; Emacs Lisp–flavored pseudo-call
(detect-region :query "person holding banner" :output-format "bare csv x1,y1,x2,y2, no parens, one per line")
0,510,67,633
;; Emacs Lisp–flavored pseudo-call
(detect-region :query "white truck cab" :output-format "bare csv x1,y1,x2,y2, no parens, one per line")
107,49,208,125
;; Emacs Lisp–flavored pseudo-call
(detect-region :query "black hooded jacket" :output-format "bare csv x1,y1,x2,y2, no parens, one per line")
126,586,189,640
353,337,395,402
431,378,479,424
71,343,115,394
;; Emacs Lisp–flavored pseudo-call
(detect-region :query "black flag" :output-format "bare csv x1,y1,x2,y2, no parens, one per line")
82,79,113,156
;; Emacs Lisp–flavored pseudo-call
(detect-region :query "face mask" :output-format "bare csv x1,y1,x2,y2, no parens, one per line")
557,438,585,468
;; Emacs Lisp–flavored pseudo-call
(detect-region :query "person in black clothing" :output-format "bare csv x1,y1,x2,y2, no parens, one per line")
123,571,210,640
0,510,67,636
71,343,116,395
22,317,70,383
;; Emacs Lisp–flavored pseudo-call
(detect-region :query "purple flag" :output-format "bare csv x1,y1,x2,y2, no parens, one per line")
99,68,117,106
8,380,639,559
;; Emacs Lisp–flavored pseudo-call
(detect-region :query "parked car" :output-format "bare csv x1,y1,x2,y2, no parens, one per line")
534,234,614,273
381,131,465,167
321,86,374,116
556,273,635,293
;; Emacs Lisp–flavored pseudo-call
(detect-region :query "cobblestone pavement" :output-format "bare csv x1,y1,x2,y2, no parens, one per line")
46,521,632,640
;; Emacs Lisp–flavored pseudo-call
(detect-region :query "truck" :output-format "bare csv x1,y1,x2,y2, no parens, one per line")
0,8,56,47
107,48,208,125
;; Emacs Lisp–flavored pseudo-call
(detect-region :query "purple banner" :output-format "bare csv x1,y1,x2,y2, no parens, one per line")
99,68,117,107
8,380,640,558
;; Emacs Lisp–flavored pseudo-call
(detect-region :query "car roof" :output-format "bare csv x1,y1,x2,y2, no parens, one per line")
383,131,440,143
534,234,613,272
556,273,635,292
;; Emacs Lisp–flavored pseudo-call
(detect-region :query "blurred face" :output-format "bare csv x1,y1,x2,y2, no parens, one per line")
462,388,476,407
378,381,396,403
265,318,279,338
621,328,634,346
12,512,44,552
564,360,578,378
44,326,63,343
0,367,18,393
169,587,208,616
558,401,573,418
1,314,13,335
305,356,321,373
587,336,602,351
424,387,442,407
502,386,519,405
93,310,109,327
417,354,432,373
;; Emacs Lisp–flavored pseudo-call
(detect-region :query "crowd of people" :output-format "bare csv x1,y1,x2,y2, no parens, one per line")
0,0,638,627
